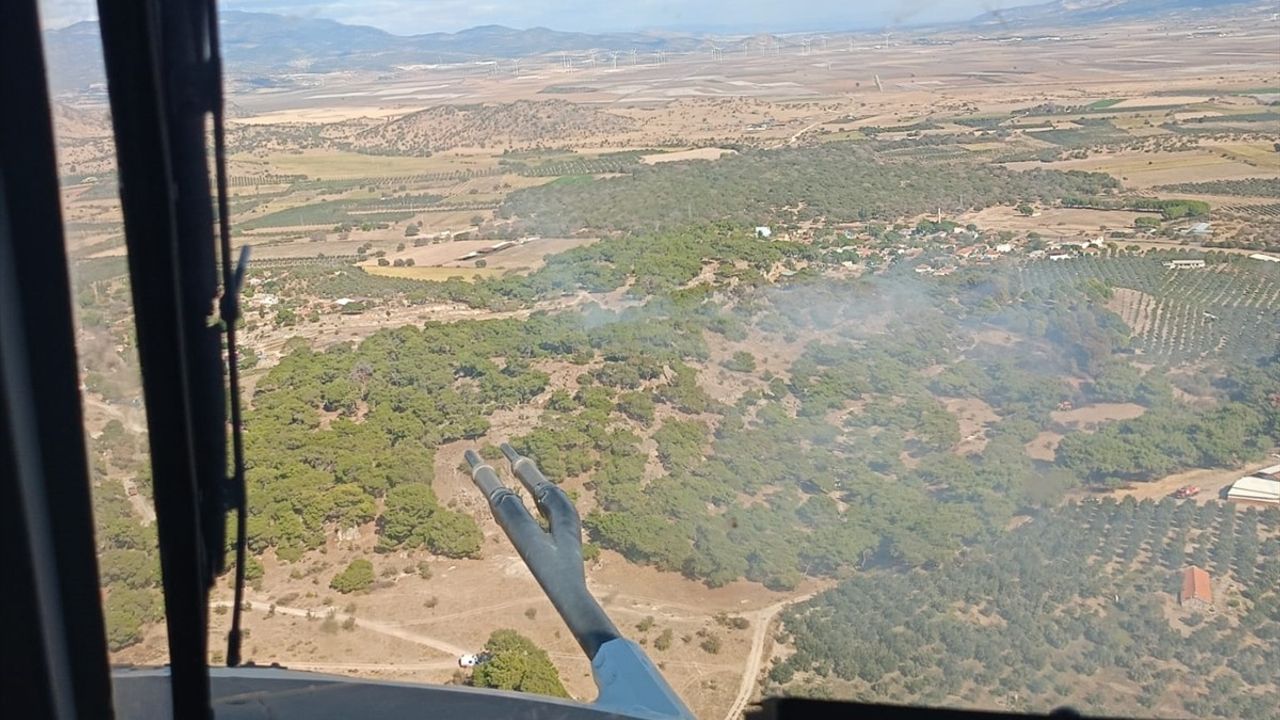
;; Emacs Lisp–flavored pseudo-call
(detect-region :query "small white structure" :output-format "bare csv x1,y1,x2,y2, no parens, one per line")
1049,253,1072,261
252,293,279,308
458,651,492,668
334,298,355,307
754,226,773,239
995,243,1014,253
1186,222,1212,236
1060,237,1105,250
1163,259,1206,269
1249,253,1280,263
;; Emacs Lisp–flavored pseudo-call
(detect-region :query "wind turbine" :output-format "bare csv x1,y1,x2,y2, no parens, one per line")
610,51,619,70
630,48,638,65
512,58,522,78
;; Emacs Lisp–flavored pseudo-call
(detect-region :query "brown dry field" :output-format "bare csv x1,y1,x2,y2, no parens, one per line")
941,397,1001,455
218,11,1278,154
365,236,598,270
1050,402,1147,430
1024,403,1150,462
1009,149,1280,189
1025,431,1064,462
641,147,736,164
963,206,1144,236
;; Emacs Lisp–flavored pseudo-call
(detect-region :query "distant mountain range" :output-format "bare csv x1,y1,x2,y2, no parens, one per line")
42,11,703,92
973,0,1257,27
43,1,1260,93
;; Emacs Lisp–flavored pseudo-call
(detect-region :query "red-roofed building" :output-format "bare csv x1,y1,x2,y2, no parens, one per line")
1180,566,1212,611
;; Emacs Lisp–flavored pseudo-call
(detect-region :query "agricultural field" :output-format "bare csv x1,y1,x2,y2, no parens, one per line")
362,265,508,281
1157,178,1280,198
262,150,487,179
1008,150,1276,189
772,499,1280,719
1021,256,1280,362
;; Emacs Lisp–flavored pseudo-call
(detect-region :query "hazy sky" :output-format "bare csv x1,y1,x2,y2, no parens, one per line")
41,0,1044,34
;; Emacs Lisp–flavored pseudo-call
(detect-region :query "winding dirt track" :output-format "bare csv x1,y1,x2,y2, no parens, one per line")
722,592,816,720
217,587,816,716
211,599,469,657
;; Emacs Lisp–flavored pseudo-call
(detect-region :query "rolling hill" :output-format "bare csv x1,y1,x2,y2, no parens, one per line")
972,0,1258,27
41,11,702,92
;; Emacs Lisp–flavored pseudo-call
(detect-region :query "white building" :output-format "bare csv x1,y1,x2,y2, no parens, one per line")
754,226,773,239
1248,253,1280,263
1226,476,1280,506
1163,259,1206,269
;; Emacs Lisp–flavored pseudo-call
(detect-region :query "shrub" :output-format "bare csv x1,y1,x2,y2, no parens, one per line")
329,559,374,594
724,351,757,373
654,628,673,651
699,634,722,654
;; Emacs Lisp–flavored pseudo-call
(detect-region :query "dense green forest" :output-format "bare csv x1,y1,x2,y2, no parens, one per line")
497,142,1118,235
233,226,1280,593
88,223,1280,656
772,498,1280,719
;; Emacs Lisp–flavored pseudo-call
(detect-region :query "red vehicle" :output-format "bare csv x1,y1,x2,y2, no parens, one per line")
1172,485,1201,499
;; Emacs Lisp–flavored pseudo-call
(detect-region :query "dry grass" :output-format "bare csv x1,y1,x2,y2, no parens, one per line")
640,147,736,164
963,206,1142,235
1050,402,1146,429
1011,149,1279,188
361,265,505,281
1211,141,1280,169
267,150,496,179
941,397,1000,455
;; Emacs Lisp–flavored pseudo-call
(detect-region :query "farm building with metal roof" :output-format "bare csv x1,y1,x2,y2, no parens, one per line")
1226,474,1280,507
1179,567,1213,611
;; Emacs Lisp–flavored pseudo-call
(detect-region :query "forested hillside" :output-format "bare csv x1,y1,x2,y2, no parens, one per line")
233,227,1280,594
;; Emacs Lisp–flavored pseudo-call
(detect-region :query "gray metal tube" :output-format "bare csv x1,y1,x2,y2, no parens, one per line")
464,449,619,659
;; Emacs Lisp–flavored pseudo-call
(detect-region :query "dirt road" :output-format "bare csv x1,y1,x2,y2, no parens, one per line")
121,478,155,523
1068,460,1278,506
722,592,817,720
212,598,469,657
775,120,825,148
273,660,460,673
